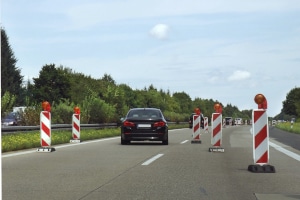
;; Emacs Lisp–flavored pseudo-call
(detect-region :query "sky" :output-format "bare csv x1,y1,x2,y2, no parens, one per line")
1,0,300,117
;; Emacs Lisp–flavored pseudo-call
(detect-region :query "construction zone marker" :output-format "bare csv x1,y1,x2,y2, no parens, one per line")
204,117,209,133
191,114,201,143
191,107,201,144
209,103,224,152
248,94,275,173
70,106,81,143
37,101,55,152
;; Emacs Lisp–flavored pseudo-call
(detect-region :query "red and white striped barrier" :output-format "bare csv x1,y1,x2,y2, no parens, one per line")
248,109,275,172
191,114,201,143
204,117,209,133
248,94,275,172
252,109,269,164
209,113,224,152
37,111,55,152
70,114,81,143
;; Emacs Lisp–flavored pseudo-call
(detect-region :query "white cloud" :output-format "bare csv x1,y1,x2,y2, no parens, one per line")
227,70,251,81
149,24,170,40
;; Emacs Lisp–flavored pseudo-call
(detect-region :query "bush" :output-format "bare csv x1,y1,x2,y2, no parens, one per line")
51,99,75,124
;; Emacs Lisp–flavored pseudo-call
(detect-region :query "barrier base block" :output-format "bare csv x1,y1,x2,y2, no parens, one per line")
36,147,56,153
191,140,202,144
70,139,81,143
248,164,276,173
209,147,225,152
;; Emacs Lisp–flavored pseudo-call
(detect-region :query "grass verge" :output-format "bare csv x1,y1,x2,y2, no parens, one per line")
275,122,300,135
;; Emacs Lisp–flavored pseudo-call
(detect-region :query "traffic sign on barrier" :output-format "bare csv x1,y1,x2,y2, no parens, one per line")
70,113,81,143
191,114,201,143
209,112,224,152
204,117,209,133
253,109,269,164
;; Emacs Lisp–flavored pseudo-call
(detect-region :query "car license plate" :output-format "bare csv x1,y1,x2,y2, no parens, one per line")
138,124,151,128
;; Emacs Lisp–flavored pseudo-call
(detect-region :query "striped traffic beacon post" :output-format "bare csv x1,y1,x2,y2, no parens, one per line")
70,106,81,143
209,103,224,152
191,107,201,143
204,117,209,133
248,94,275,173
37,101,55,152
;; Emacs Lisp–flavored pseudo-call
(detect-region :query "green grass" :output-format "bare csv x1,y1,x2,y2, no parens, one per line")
1,123,189,153
275,122,300,135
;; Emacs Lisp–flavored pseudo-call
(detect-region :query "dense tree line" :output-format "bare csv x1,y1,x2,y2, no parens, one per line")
1,27,299,125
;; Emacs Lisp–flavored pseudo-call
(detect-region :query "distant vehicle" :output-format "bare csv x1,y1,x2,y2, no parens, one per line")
235,118,243,125
2,112,21,126
13,106,27,113
120,108,169,145
272,120,277,126
225,117,233,126
189,113,204,129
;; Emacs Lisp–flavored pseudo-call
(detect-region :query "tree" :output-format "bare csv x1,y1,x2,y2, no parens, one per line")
282,87,300,118
32,64,71,104
172,92,193,113
1,91,16,117
223,103,240,118
1,28,23,100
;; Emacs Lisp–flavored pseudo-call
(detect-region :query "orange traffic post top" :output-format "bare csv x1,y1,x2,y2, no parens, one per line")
74,106,81,114
42,101,51,112
254,94,267,109
194,107,201,115
214,103,222,113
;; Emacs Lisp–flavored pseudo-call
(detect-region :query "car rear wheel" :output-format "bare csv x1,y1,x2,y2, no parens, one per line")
162,139,168,145
121,139,130,145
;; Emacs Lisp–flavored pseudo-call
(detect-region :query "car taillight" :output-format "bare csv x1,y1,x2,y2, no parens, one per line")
123,120,135,127
153,121,165,127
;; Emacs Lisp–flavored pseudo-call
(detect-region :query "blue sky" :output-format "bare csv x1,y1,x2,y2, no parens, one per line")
1,0,300,117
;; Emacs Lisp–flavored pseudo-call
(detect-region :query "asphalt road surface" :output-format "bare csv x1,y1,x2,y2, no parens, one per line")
2,125,300,200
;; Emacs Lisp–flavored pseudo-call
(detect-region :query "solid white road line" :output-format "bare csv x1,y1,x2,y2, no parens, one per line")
269,141,300,161
141,154,164,165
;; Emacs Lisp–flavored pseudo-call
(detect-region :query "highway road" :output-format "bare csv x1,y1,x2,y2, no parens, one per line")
2,125,300,200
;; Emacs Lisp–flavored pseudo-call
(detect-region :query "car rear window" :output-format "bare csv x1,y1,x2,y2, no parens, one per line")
128,110,162,118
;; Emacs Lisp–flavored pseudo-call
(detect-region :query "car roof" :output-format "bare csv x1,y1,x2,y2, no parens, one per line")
129,108,161,111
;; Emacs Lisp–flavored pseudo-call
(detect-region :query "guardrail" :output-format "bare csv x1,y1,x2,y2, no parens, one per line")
1,123,118,134
1,122,185,134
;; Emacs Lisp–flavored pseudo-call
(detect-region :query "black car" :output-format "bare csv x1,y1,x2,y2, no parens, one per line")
189,113,204,129
121,108,168,145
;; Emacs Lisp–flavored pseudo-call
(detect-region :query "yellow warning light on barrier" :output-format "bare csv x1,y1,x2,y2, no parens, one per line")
254,94,267,109
74,106,80,114
42,101,51,112
214,103,222,113
194,107,201,115
254,94,265,104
